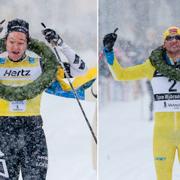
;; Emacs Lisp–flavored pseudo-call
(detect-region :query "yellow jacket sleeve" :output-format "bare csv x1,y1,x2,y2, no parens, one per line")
108,56,155,81
56,67,97,91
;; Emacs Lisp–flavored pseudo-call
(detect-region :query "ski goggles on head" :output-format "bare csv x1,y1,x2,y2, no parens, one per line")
165,35,180,41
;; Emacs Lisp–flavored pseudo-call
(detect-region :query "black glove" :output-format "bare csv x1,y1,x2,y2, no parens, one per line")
103,28,118,52
42,28,63,46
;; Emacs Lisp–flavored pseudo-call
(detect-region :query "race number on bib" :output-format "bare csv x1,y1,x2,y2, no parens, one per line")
151,74,180,112
10,100,27,112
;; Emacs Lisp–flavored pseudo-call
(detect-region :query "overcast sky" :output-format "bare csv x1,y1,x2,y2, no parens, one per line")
0,0,97,52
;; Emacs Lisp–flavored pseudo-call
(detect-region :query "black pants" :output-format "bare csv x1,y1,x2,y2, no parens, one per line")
0,116,48,180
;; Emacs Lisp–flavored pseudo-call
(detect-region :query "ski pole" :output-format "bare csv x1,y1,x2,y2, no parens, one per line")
53,47,97,144
91,86,97,99
41,23,97,144
0,19,5,33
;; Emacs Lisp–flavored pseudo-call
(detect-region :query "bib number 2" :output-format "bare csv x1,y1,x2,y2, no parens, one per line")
168,79,177,92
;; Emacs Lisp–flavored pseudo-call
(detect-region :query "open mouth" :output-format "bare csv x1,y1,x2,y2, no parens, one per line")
12,51,20,55
8,51,22,61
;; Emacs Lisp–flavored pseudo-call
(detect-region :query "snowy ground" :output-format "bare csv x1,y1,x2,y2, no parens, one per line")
19,92,97,180
99,94,180,180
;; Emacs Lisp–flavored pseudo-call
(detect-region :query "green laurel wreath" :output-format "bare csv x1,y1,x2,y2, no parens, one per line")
0,38,58,101
149,46,180,81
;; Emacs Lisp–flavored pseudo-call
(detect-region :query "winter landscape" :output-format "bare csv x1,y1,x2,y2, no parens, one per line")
99,0,180,180
16,92,96,180
0,0,97,179
99,94,180,180
41,93,96,180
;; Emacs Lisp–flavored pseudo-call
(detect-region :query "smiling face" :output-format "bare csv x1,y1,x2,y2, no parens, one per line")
163,27,180,55
163,36,180,54
6,31,27,61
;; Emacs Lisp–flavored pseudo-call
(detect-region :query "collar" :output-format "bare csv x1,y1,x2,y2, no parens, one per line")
164,52,180,65
8,54,26,62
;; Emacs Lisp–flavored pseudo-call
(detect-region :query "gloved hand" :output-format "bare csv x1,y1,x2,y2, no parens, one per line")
103,28,118,52
42,28,63,46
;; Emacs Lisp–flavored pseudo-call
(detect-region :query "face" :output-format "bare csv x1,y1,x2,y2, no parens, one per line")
6,31,27,61
163,35,180,54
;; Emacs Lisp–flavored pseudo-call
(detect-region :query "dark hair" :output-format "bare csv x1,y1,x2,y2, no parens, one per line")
5,18,30,43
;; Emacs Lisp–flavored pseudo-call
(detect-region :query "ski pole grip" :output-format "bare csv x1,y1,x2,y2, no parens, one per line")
111,28,118,39
0,19,5,33
113,28,118,34
41,22,46,29
0,19,5,25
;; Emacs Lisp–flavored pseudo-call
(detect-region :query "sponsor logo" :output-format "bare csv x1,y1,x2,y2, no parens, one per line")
154,93,180,101
36,156,48,168
3,69,31,77
155,157,166,161
162,101,180,109
164,102,167,108
167,103,180,108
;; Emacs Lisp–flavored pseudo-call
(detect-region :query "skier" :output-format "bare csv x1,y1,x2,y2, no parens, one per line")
46,66,97,100
103,26,180,180
0,18,93,179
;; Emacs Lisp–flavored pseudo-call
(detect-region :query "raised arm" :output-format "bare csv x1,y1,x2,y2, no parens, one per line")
104,50,154,80
103,30,155,81
58,42,88,76
42,28,88,77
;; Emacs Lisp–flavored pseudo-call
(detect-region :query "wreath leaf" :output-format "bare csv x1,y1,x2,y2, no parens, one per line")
0,38,58,101
149,46,180,81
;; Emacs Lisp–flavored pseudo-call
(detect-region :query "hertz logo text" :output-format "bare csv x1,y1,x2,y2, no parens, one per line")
3,69,31,77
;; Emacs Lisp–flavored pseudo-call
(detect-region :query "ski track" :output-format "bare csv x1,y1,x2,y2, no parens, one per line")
100,96,180,180
19,92,96,180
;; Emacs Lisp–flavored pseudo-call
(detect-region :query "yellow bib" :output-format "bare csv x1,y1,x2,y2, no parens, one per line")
0,55,42,116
